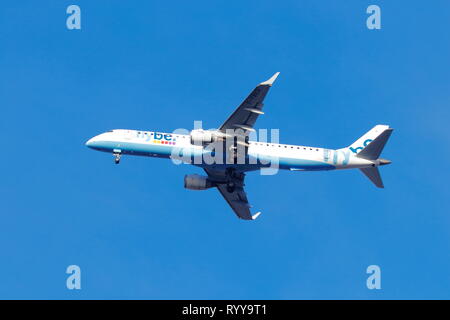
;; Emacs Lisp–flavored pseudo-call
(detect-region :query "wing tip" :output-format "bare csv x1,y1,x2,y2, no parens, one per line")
259,72,280,86
252,211,262,220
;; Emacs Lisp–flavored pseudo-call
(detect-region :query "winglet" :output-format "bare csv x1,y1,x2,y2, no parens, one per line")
259,72,280,86
252,212,262,220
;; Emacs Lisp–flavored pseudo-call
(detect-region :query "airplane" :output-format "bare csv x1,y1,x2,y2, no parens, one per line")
86,72,393,220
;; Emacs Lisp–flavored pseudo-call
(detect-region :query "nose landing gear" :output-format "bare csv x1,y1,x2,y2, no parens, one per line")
113,149,122,164
114,153,121,164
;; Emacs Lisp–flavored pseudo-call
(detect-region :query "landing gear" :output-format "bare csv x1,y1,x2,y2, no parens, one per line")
225,168,237,192
113,153,121,164
226,182,235,193
228,146,238,164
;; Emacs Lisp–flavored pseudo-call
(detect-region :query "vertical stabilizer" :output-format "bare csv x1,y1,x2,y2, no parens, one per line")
357,128,393,160
345,125,390,155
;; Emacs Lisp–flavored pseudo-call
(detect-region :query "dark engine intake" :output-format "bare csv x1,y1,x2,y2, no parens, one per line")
190,129,220,146
184,174,215,190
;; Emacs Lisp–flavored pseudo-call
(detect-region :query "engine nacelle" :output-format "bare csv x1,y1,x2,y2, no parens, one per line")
190,129,220,146
184,174,215,190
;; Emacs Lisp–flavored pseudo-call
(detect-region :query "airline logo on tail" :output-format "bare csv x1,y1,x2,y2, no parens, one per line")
349,139,373,154
346,124,390,155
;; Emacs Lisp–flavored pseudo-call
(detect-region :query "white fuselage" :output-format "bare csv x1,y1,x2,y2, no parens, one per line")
86,129,376,171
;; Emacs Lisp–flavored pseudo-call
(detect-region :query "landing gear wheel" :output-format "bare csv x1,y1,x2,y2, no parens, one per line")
114,153,121,164
228,146,238,164
226,182,235,193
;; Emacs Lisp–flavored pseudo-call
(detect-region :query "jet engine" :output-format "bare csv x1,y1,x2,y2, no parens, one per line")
184,174,215,190
190,129,220,146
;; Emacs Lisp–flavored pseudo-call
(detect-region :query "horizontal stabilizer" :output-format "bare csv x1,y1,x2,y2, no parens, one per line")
357,128,393,160
360,167,384,188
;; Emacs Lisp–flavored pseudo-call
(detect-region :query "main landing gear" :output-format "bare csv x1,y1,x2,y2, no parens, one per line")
225,168,242,193
226,181,236,193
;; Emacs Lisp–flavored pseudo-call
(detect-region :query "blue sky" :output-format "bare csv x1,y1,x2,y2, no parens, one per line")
1,0,449,299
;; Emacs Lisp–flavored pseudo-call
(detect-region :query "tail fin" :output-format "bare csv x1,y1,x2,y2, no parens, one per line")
346,125,390,156
345,125,394,188
357,128,393,160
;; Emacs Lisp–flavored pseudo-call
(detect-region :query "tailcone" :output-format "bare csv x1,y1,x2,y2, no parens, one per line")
378,158,392,166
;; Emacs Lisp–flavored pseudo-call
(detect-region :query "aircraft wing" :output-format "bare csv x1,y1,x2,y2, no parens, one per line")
218,72,279,134
201,73,279,220
204,168,261,220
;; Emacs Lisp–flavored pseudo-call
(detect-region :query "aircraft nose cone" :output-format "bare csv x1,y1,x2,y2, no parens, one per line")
85,137,95,148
